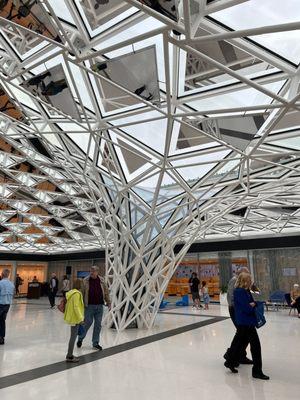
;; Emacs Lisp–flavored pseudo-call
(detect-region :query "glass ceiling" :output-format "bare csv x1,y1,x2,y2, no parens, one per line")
211,0,300,64
0,0,299,253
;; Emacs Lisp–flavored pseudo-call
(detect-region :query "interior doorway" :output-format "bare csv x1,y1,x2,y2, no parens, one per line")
16,264,46,295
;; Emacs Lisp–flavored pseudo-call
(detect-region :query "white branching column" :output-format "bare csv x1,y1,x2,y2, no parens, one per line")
102,179,247,330
106,234,177,329
105,225,181,330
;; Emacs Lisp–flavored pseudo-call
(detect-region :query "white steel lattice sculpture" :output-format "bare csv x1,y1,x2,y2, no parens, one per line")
0,1,300,329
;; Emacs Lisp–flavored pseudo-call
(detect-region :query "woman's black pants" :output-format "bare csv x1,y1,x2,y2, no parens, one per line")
227,325,262,373
295,297,300,313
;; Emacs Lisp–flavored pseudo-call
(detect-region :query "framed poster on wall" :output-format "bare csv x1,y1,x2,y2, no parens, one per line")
77,271,89,279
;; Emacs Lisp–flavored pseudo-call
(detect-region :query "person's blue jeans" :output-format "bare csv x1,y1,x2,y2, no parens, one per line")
79,305,103,346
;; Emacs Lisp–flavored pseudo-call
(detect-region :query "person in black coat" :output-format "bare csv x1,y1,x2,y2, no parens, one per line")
48,273,58,309
15,274,23,296
224,272,269,380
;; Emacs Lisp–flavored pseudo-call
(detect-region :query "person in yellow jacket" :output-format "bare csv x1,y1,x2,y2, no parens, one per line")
64,279,84,362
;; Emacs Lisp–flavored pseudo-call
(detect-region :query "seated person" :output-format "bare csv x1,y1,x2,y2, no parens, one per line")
290,284,300,318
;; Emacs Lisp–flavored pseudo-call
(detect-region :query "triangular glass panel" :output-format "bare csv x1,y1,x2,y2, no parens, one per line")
148,225,161,242
156,173,185,205
156,197,184,228
185,80,286,112
102,174,120,202
117,139,151,174
132,221,147,246
169,201,190,226
130,204,146,229
112,110,167,154
192,187,225,204
203,156,241,184
171,150,230,187
132,171,184,207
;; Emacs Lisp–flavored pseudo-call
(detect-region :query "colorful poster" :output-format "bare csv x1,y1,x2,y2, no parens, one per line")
200,263,219,278
282,267,297,277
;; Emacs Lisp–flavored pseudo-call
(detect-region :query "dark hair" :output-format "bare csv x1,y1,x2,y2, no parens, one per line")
63,275,68,280
192,272,197,277
202,281,206,286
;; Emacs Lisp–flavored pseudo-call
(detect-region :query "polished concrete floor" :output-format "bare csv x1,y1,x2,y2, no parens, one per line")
0,299,299,399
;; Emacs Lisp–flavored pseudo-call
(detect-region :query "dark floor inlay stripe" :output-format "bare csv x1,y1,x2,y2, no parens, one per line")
0,316,227,389
159,311,228,318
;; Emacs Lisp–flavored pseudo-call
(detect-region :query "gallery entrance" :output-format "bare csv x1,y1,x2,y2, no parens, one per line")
16,264,46,295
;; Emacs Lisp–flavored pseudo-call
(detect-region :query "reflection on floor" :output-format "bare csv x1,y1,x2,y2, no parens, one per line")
0,299,299,399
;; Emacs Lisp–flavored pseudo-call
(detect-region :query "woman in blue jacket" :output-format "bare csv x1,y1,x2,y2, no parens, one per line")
224,272,269,380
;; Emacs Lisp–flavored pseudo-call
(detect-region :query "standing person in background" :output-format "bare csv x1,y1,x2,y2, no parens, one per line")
201,281,210,310
0,269,15,345
62,275,70,298
77,266,111,350
224,273,269,380
189,272,201,310
15,274,23,296
48,272,58,309
64,279,84,363
290,283,300,318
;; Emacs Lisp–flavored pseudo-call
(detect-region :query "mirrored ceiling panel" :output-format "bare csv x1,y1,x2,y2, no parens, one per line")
21,65,81,121
184,114,267,151
137,0,179,21
182,27,277,95
92,45,160,112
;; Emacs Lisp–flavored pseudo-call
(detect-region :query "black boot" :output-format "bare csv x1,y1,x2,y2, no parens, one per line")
224,361,238,373
252,371,270,380
223,348,239,367
239,357,253,365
